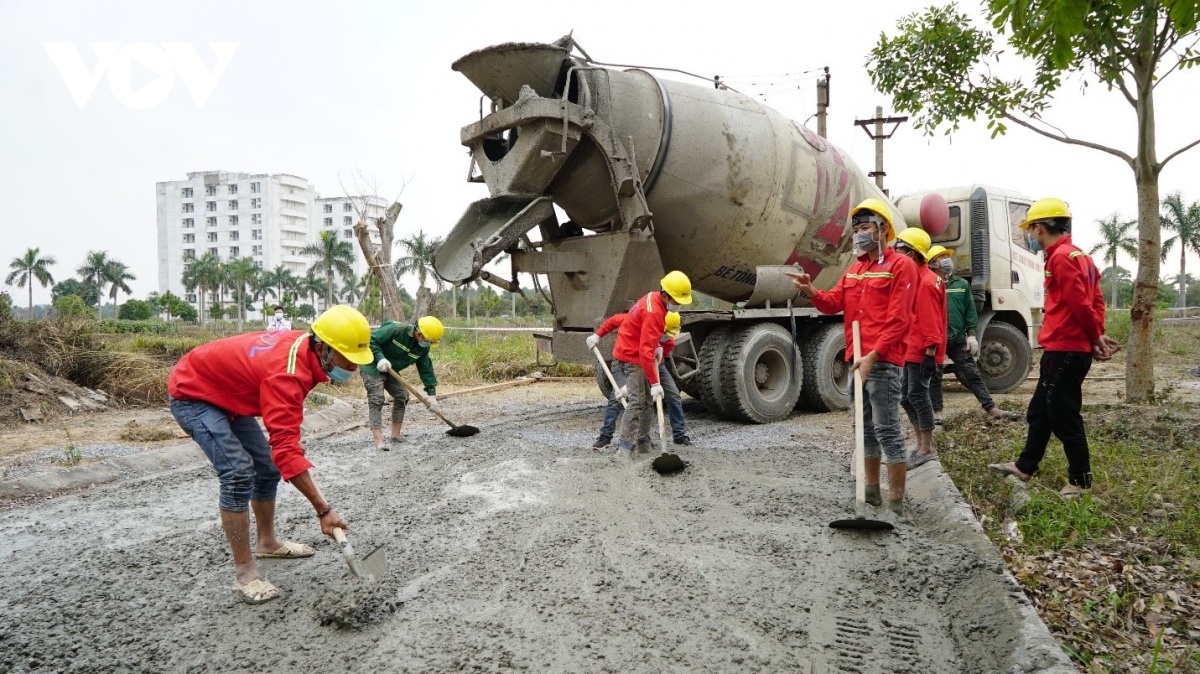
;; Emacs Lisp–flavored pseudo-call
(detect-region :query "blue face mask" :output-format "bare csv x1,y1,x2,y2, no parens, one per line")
418,340,432,348
328,365,353,382
660,334,671,343
1026,231,1043,252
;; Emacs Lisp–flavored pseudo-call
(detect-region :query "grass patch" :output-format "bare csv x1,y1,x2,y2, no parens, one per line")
939,404,1200,671
118,420,176,442
434,330,591,383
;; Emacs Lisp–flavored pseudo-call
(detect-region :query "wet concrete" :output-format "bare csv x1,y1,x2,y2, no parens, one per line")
0,387,1067,673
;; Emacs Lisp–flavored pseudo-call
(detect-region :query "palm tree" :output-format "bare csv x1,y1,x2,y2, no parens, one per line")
340,274,366,307
1088,214,1138,308
300,230,355,310
394,229,444,294
103,260,136,311
1161,192,1200,310
5,247,56,316
299,271,328,312
260,265,296,305
225,257,259,331
181,252,222,326
77,250,111,319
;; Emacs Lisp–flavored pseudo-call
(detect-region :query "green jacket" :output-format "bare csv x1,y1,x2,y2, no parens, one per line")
946,275,978,345
362,321,437,395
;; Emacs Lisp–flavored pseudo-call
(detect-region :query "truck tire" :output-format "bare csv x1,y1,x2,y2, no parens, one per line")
696,325,738,418
798,322,851,412
974,321,1031,394
717,323,803,423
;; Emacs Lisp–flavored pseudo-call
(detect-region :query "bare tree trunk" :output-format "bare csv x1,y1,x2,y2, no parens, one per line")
451,285,458,318
1127,74,1160,404
414,287,431,317
353,202,405,323
1181,250,1187,311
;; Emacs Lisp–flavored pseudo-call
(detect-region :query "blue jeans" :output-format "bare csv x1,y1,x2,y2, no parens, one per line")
169,396,280,512
598,362,686,441
849,361,905,464
900,362,935,431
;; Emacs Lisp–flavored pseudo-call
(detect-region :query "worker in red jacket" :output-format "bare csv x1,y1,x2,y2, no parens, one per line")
606,271,693,457
989,198,1120,496
788,198,918,518
168,305,374,604
891,227,946,469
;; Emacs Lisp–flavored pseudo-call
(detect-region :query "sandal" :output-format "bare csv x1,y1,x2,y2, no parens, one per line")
1059,484,1088,498
232,578,279,604
255,541,315,559
987,462,1031,482
907,452,938,469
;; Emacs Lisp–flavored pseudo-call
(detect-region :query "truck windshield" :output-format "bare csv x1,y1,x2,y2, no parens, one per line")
931,206,961,243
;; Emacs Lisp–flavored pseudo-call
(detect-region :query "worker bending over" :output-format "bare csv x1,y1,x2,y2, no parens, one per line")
360,316,444,450
990,198,1119,496
588,310,691,449
168,305,372,604
788,199,917,518
610,271,694,458
895,232,945,469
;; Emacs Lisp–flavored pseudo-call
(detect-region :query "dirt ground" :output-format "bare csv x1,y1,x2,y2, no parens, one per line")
0,376,1099,674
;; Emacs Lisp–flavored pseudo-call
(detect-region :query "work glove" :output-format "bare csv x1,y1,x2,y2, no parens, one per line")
427,395,442,414
585,334,601,349
966,336,979,357
654,346,663,363
650,383,664,402
920,354,937,380
616,385,628,400
376,358,391,373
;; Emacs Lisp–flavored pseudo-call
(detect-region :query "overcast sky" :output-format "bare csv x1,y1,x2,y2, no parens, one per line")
3,0,1198,306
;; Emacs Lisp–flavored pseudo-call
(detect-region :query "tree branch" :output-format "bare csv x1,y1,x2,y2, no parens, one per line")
1158,137,1200,170
1003,113,1135,166
1155,34,1200,88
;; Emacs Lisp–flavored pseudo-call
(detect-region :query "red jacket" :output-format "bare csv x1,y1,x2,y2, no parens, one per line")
609,292,670,384
1039,235,1105,352
596,312,676,361
810,247,918,366
906,265,948,364
168,330,328,481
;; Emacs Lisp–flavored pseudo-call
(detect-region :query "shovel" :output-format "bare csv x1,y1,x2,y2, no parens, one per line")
385,369,480,437
332,526,388,583
591,346,627,408
829,321,894,531
650,393,686,475
317,526,388,626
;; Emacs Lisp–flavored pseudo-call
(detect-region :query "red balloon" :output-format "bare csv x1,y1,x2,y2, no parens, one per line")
920,193,950,236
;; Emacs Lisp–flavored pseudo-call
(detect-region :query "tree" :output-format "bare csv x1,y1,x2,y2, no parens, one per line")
300,230,354,310
53,294,91,320
51,278,99,307
76,250,111,320
395,229,445,316
103,259,135,310
1088,214,1138,308
260,265,297,305
118,299,154,320
869,1,1200,403
5,247,56,316
1100,266,1134,307
1161,192,1200,309
224,257,260,331
181,252,222,326
299,272,328,312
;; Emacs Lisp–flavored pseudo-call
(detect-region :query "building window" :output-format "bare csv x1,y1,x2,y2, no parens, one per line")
228,184,238,195
343,216,352,226
251,213,262,224
183,249,195,260
182,187,193,198
254,260,263,269
207,232,218,242
324,217,333,226
343,229,353,239
251,198,261,209
229,231,240,241
250,182,261,193
206,201,216,211
206,185,217,196
182,218,194,228
183,233,195,243
343,202,352,212
209,247,219,258
182,202,194,213
252,245,263,256
229,215,239,226
324,204,333,214
206,217,217,227
228,200,238,210
229,246,240,257
251,229,262,240
185,293,196,303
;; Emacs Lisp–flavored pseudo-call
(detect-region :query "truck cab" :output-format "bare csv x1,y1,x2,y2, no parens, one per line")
896,185,1042,393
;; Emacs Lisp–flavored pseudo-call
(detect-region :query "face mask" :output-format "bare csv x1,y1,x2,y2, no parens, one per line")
418,340,432,348
660,334,671,343
274,311,283,318
328,365,353,382
853,230,878,252
1026,230,1043,252
666,302,681,312
934,259,954,274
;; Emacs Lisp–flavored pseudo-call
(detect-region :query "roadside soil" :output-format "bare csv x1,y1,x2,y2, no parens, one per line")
0,378,1078,674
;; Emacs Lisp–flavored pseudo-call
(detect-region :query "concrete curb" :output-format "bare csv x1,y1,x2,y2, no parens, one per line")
906,460,1077,674
0,396,362,503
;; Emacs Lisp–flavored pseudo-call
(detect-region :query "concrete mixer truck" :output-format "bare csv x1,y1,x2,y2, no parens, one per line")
433,35,1043,423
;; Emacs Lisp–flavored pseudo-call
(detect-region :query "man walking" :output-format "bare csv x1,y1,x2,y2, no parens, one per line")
989,198,1119,496
359,316,444,450
891,228,944,469
610,271,693,458
168,305,372,604
588,310,691,449
788,199,918,517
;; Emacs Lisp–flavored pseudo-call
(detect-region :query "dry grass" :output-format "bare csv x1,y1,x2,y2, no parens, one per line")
117,420,177,442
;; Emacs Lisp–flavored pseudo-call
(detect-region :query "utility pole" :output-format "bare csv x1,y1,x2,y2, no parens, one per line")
853,106,908,195
815,67,830,138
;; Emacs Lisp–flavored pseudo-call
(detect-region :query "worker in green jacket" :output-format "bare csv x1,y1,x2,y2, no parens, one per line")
926,246,1017,423
360,316,445,450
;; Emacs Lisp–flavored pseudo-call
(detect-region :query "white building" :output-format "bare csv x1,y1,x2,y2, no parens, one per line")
156,170,387,315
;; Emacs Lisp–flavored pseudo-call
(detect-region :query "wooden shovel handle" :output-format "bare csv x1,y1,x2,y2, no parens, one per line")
591,346,627,409
384,368,457,428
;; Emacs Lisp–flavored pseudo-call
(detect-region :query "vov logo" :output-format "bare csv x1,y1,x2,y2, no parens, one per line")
43,42,238,109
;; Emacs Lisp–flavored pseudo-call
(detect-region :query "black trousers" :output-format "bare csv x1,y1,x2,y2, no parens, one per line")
930,342,996,412
1016,351,1093,487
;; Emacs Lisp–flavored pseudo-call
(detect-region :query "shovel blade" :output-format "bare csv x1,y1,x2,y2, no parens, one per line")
651,452,686,475
360,546,388,582
446,425,480,437
829,516,894,531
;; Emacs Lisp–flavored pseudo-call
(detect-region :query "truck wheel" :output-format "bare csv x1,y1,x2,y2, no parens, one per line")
696,325,738,418
976,321,1031,393
718,323,802,423
798,322,851,412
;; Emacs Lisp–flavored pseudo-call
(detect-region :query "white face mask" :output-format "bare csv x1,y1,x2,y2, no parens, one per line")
274,311,284,318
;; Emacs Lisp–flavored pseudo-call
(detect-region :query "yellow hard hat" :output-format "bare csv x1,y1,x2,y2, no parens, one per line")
664,311,681,338
926,245,952,261
895,227,932,257
1020,198,1072,229
660,271,693,305
851,198,896,242
416,316,445,344
311,305,373,365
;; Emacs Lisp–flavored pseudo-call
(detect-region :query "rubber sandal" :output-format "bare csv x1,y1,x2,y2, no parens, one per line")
987,462,1031,482
255,541,315,559
1059,484,1088,499
907,453,938,469
232,578,279,604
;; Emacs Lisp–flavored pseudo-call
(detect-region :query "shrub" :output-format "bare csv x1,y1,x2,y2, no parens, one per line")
118,300,154,320
53,295,93,320
97,319,172,334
